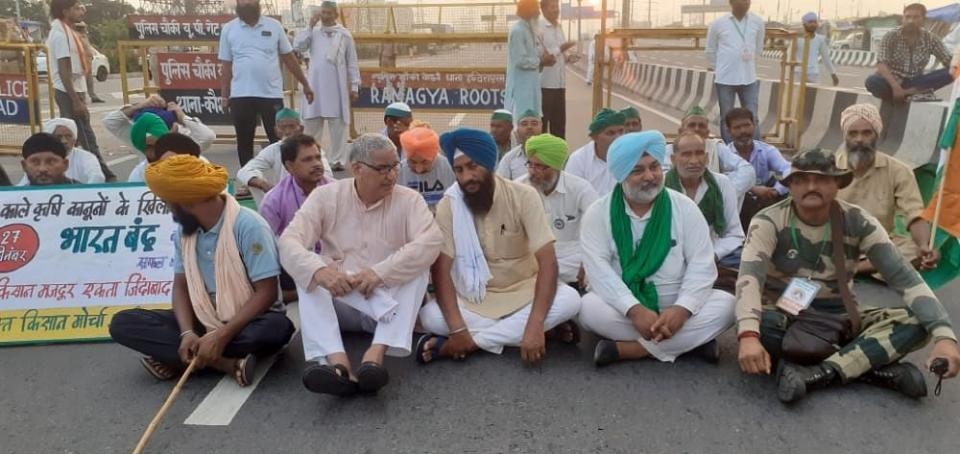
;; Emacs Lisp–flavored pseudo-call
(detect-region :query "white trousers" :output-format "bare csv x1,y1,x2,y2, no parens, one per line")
303,117,348,165
578,289,735,362
298,273,428,361
419,284,582,354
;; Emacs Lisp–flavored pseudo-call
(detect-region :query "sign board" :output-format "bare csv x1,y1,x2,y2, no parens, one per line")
0,74,32,124
126,15,282,40
155,52,230,124
0,184,177,345
356,69,506,111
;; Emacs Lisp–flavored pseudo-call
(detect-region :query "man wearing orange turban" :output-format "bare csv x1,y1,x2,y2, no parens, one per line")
110,154,294,387
506,0,549,120
398,126,456,210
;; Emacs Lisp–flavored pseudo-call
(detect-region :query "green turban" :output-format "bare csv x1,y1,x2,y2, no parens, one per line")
130,112,169,153
491,109,513,122
321,0,337,7
275,107,301,122
589,108,626,135
519,109,541,121
620,107,640,119
684,105,706,119
524,133,568,170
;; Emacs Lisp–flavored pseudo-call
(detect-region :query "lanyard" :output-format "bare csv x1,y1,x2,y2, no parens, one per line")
730,16,749,43
789,209,830,272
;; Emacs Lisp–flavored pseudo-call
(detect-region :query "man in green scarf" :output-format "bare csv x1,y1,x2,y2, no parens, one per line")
579,130,735,367
665,132,745,268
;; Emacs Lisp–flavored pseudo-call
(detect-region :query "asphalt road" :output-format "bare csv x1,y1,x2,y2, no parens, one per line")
2,62,960,454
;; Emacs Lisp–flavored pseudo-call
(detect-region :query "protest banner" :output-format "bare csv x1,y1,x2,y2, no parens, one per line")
356,69,507,110
0,183,178,345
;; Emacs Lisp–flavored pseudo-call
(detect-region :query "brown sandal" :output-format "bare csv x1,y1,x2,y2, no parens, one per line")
140,357,181,381
233,354,257,387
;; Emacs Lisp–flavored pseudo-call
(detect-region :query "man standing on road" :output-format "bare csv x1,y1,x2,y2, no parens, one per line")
705,0,764,143
46,0,115,181
73,21,104,103
506,0,551,118
538,0,577,139
866,4,953,103
294,1,359,172
219,0,315,167
798,13,839,86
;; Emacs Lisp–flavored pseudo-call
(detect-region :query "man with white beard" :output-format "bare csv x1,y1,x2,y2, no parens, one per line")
833,103,939,274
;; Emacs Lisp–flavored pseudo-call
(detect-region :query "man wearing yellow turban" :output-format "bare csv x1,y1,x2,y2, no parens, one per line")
398,126,455,210
517,133,598,290
109,154,295,387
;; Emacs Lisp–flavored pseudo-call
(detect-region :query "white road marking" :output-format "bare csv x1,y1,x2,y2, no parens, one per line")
106,154,142,166
567,69,682,125
183,303,300,426
448,113,466,127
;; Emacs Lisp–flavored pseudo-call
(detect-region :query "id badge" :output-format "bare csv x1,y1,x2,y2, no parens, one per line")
741,47,753,61
776,277,821,315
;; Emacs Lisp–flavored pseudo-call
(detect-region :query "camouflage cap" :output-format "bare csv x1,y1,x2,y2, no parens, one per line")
779,148,853,189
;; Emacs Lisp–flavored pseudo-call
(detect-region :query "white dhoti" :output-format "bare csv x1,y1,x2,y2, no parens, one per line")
298,273,429,361
303,117,348,166
578,289,735,362
419,284,582,355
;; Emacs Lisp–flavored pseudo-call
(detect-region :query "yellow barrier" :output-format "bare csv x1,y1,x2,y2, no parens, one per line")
0,42,56,155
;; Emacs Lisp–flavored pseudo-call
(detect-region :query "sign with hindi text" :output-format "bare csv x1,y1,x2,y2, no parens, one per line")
0,183,178,345
356,70,506,111
0,74,32,124
156,52,223,90
127,15,234,40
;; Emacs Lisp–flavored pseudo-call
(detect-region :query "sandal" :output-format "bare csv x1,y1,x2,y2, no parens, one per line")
356,362,390,393
233,354,257,387
547,320,582,345
593,340,621,368
140,357,181,381
302,362,358,396
415,334,448,365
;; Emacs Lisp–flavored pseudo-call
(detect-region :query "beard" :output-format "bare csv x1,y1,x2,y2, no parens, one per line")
171,204,202,235
236,4,261,22
462,171,496,216
846,140,877,170
529,172,559,194
623,178,664,204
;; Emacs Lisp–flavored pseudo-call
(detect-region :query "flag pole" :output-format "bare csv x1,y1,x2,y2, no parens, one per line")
929,147,951,251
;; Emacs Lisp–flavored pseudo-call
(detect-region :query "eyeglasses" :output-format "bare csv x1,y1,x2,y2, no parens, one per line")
525,161,552,172
360,161,400,175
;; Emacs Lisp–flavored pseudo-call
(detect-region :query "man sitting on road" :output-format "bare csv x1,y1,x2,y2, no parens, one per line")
17,118,104,185
278,133,442,396
20,133,80,186
565,108,627,196
736,149,960,403
490,109,516,160
834,103,939,274
579,131,735,367
417,128,582,364
496,109,544,180
723,107,791,227
110,155,295,387
259,134,333,302
621,107,643,133
517,133,599,288
382,102,414,158
237,108,330,205
397,125,455,210
665,106,755,206
665,132,745,268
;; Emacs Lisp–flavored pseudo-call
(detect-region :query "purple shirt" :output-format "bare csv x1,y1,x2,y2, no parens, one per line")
259,174,333,251
736,140,791,195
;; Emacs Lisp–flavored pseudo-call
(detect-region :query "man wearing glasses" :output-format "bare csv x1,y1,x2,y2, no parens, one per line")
278,133,442,396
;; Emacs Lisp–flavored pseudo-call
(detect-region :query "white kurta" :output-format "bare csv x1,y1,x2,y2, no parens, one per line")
685,171,745,261
578,188,734,362
665,138,755,206
102,108,216,151
236,140,331,205
564,141,618,196
294,25,359,121
17,147,104,185
495,145,528,180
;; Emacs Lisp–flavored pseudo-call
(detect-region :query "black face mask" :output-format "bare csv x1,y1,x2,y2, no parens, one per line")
236,4,261,22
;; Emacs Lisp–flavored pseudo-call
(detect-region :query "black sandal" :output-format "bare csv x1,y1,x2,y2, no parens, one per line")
234,354,257,387
415,334,448,365
302,363,358,396
140,357,181,381
356,362,390,393
547,320,582,345
593,340,621,367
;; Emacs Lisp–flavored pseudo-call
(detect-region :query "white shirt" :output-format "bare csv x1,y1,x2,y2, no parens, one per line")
128,155,212,183
495,145,528,180
683,171,744,260
102,108,217,152
538,19,566,89
17,147,104,185
565,141,618,196
46,19,87,93
517,171,599,283
218,16,293,98
797,33,837,78
581,188,718,316
236,140,331,205
705,12,765,86
665,138,755,205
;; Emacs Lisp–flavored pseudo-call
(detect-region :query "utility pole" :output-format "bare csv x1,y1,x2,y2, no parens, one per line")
622,0,631,28
15,0,22,21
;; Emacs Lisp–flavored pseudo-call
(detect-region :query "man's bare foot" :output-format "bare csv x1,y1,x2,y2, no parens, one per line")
545,320,580,344
616,341,650,360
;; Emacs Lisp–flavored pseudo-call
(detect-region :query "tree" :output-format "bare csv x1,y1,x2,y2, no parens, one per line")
0,0,47,22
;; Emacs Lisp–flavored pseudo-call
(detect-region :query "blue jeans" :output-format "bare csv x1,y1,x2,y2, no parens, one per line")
715,82,760,143
865,68,953,101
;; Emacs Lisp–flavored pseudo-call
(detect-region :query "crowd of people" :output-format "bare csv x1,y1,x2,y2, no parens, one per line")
4,0,960,405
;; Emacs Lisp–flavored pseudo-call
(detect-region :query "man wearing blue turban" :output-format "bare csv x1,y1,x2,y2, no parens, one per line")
415,128,583,364
578,131,736,367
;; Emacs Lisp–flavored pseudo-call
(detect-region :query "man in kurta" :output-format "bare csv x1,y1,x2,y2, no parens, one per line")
621,107,643,133
736,149,960,402
417,128,582,364
565,108,626,196
496,109,543,180
260,134,333,302
665,132,745,268
833,103,939,273
490,109,516,160
279,133,442,396
17,118,104,185
398,126,456,210
506,0,550,117
665,106,755,206
517,133,599,287
579,131,735,367
110,155,295,387
294,0,360,172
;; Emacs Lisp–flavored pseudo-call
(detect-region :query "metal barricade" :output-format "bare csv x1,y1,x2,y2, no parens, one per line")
0,43,56,155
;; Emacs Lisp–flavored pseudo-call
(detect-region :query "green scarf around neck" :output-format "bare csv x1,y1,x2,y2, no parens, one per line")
664,168,726,236
610,185,672,313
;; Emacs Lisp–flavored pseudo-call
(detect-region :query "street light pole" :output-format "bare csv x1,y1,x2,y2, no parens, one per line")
15,0,22,22
577,0,582,52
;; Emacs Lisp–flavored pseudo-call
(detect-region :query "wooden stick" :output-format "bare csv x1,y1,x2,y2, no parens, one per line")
132,358,198,454
929,147,952,251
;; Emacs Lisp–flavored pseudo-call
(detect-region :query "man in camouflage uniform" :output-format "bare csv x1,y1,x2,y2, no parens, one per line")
735,149,960,403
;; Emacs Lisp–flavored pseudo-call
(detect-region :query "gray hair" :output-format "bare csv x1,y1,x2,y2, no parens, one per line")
349,133,397,164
